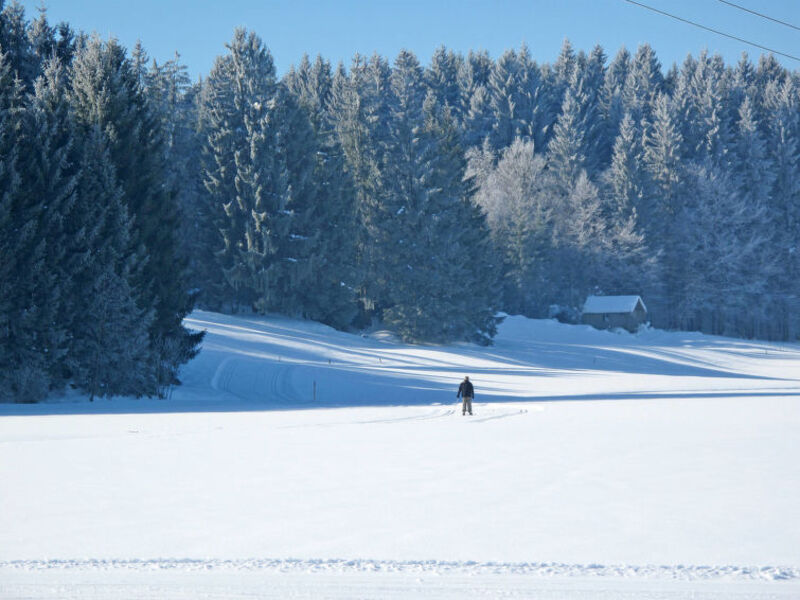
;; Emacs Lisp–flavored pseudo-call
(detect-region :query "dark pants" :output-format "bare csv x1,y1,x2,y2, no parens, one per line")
462,395,473,415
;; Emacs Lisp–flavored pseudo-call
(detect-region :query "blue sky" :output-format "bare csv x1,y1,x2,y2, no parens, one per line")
16,0,800,79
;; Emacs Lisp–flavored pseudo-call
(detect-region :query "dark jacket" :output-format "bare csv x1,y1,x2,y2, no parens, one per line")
457,380,474,398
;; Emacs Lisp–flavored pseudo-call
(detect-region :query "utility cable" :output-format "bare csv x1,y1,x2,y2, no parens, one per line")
622,0,800,62
717,0,800,33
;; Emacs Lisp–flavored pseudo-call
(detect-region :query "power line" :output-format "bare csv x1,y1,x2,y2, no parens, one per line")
717,0,800,33
622,0,800,63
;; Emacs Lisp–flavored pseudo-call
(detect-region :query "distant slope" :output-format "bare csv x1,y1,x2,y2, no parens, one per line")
173,310,800,411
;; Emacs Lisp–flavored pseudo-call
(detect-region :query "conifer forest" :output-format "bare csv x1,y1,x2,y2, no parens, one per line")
1,2,799,402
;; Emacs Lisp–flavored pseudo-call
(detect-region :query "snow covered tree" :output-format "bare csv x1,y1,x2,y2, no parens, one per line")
673,51,732,167
763,79,800,339
201,29,283,309
679,165,774,336
474,138,556,315
548,85,588,190
599,47,631,165
461,83,494,149
13,58,81,389
552,38,577,102
732,95,774,210
79,269,154,401
425,45,464,122
622,44,663,126
382,80,500,343
328,53,393,319
457,48,493,144
67,126,155,398
604,112,645,220
488,48,523,151
284,55,359,328
69,35,201,391
642,92,686,327
0,1,36,86
0,50,42,401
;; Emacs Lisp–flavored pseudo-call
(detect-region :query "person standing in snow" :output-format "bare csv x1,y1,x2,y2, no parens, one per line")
457,376,474,415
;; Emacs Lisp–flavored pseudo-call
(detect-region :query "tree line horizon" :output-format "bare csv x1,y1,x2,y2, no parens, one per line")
1,2,798,402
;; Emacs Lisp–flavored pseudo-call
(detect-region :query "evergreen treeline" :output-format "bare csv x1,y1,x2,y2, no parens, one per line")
186,32,798,342
0,3,202,402
2,4,799,402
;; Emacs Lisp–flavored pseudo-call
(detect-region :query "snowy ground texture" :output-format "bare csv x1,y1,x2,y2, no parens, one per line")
1,310,799,599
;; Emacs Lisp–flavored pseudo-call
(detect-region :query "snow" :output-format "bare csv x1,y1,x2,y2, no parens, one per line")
1,310,799,598
583,295,646,314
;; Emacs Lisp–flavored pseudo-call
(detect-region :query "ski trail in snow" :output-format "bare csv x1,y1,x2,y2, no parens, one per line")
349,406,456,424
1,558,797,581
209,356,232,391
468,407,529,423
279,406,457,428
209,354,300,405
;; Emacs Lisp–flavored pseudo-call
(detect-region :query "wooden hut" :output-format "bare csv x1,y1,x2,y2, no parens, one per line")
581,295,647,333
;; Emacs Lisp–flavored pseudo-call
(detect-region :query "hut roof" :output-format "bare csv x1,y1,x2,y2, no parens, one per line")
583,295,646,315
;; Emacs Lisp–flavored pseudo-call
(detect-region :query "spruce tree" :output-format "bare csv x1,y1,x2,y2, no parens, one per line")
488,48,521,150
643,92,687,327
0,51,34,400
473,138,555,316
15,58,81,388
68,126,155,398
763,79,800,339
548,85,588,190
599,47,631,165
284,55,359,328
328,53,392,318
622,44,663,126
202,29,312,316
425,46,463,122
380,56,499,343
69,35,201,391
680,165,773,335
0,1,36,85
604,112,645,220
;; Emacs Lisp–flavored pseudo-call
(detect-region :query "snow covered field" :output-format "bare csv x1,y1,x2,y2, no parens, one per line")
1,310,799,599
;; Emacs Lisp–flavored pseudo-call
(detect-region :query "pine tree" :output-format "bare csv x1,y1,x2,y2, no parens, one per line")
462,83,494,149
26,5,55,69
488,48,521,150
202,29,305,316
548,85,587,190
604,112,645,220
643,92,687,328
425,46,463,122
69,35,201,392
599,47,631,164
763,79,800,339
0,50,36,401
380,62,499,343
622,44,663,126
284,55,358,328
0,1,36,86
457,50,494,138
328,53,393,318
473,138,555,315
68,126,155,399
679,165,774,335
552,172,607,308
673,50,731,166
15,58,81,388
552,38,577,100
375,49,430,331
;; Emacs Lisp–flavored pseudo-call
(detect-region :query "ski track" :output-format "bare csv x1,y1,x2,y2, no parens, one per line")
1,558,798,580
3,558,799,599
